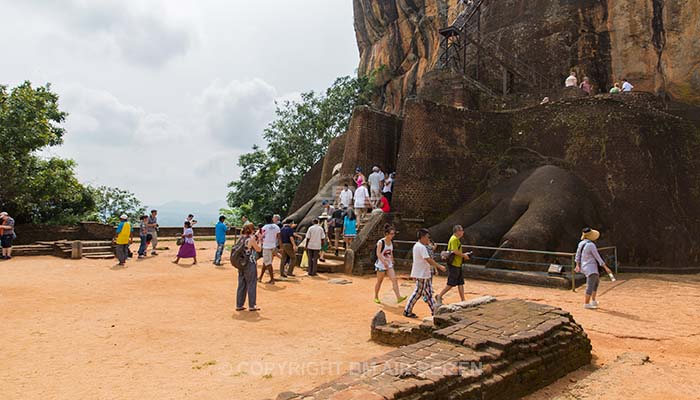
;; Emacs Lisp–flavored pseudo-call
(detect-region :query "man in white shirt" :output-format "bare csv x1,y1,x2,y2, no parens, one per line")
368,166,384,207
305,219,326,276
565,71,577,87
621,78,634,92
354,183,370,219
260,215,281,284
404,229,446,318
339,184,353,209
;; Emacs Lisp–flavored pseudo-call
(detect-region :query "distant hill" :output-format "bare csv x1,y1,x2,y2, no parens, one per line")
145,200,227,227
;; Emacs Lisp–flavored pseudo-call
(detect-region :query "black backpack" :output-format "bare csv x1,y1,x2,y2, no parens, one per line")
230,236,250,270
370,239,386,264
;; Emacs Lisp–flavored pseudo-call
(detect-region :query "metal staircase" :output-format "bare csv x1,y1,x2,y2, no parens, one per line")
438,0,549,96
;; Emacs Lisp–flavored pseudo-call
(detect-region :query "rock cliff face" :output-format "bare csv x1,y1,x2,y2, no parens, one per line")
354,0,700,114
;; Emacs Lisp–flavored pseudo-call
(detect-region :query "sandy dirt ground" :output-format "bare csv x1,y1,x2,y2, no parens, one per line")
1,240,699,400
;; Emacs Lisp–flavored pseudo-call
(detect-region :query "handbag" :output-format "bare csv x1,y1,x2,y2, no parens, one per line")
176,237,184,246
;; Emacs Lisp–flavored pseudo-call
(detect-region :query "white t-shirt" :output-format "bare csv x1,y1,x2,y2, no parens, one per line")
565,75,577,87
374,239,394,269
261,223,281,249
382,177,393,193
621,81,634,92
368,172,383,191
411,241,432,279
354,186,369,208
305,224,326,250
339,189,353,208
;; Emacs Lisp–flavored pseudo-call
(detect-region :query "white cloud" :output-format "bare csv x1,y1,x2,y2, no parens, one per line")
196,78,278,149
21,0,195,67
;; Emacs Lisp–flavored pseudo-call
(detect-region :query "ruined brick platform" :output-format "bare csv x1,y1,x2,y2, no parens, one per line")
278,298,591,400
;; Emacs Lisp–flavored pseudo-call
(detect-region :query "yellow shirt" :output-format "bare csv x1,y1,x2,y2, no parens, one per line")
448,235,463,267
116,222,132,245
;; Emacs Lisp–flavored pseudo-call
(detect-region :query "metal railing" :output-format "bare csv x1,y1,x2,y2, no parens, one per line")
392,240,618,291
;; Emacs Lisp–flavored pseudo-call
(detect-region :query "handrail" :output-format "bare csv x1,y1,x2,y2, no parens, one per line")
393,240,574,257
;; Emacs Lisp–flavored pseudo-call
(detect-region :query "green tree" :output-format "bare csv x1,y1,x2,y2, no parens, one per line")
226,74,375,222
0,81,95,223
87,186,146,225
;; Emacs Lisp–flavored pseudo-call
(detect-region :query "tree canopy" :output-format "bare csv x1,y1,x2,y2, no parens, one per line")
226,75,375,223
87,186,146,225
0,81,96,224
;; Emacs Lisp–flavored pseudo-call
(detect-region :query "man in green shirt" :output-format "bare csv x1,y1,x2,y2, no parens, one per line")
436,225,470,305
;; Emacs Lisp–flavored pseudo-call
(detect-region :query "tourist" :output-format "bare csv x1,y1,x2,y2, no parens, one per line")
241,215,249,226
353,167,366,188
279,222,297,277
373,224,407,305
383,172,395,204
185,214,198,227
137,215,149,259
236,223,261,312
173,221,197,265
575,227,615,310
319,207,332,263
305,218,325,276
146,209,159,255
259,215,281,284
379,192,391,213
354,182,371,219
0,212,16,260
331,206,345,255
565,71,577,87
343,208,357,246
436,225,471,305
404,229,446,318
621,78,634,92
214,215,228,266
368,166,384,208
339,184,353,209
114,214,132,266
580,76,592,95
610,82,621,94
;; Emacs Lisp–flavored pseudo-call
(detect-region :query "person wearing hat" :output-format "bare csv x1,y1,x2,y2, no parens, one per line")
575,227,615,309
353,167,366,188
0,212,16,260
114,215,133,266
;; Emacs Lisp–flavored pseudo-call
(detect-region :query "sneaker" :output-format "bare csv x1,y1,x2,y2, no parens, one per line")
0,256,6,260
590,300,599,307
374,298,381,304
584,303,598,310
151,251,158,256
403,311,418,318
138,255,145,259
397,296,407,304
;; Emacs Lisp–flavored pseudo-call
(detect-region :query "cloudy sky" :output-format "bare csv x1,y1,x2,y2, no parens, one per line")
1,0,359,207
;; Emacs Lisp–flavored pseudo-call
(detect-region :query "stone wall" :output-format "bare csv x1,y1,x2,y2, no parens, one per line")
289,157,326,213
14,222,114,245
279,298,591,399
339,106,403,179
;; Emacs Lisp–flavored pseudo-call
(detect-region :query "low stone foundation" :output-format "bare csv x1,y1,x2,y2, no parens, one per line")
278,298,591,399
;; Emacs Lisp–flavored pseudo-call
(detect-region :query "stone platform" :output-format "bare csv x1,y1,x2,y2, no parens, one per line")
277,298,591,400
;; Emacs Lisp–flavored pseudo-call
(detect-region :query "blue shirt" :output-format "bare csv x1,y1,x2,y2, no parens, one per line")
344,216,357,235
280,226,295,244
215,222,228,244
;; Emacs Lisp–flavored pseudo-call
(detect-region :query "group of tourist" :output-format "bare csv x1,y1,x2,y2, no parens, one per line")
565,71,634,95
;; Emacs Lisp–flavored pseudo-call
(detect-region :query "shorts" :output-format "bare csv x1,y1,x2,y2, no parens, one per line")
447,265,464,286
1,234,13,248
375,262,393,272
585,273,600,295
262,248,275,266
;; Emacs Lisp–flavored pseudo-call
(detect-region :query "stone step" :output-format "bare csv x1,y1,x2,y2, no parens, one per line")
84,253,115,260
82,246,114,254
317,258,345,273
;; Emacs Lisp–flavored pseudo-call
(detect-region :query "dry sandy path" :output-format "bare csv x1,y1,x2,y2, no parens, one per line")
1,240,699,399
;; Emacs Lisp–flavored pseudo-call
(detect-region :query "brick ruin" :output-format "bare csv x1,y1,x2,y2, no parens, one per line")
277,298,592,399
288,82,700,273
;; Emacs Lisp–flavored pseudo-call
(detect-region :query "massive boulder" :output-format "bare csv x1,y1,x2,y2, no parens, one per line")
354,0,700,114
